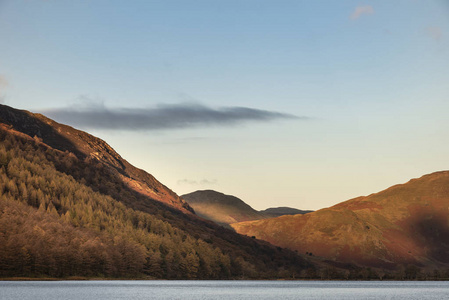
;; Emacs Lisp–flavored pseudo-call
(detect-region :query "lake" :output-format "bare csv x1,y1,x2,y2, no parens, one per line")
1,280,448,299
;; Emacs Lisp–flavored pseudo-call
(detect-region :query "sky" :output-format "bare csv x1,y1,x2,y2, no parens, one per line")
0,0,448,210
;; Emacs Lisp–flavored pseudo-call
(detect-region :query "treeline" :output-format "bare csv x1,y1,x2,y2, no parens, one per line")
302,265,449,280
0,128,308,279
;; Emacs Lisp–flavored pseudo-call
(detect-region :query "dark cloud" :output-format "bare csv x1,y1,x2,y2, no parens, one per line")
42,103,304,131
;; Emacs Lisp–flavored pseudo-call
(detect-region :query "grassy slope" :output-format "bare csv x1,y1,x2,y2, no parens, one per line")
182,190,312,228
182,190,271,227
232,172,449,270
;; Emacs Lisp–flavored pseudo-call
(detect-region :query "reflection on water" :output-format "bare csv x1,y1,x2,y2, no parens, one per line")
1,280,449,300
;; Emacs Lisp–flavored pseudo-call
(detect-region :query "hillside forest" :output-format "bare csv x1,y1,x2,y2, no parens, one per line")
0,125,308,279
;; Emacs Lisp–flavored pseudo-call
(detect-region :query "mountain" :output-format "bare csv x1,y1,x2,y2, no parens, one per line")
261,207,313,217
0,104,192,213
0,104,311,279
182,190,311,228
231,171,449,271
182,190,270,227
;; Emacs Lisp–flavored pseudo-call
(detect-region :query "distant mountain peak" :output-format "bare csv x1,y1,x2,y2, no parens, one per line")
261,207,313,215
181,190,263,227
182,189,311,228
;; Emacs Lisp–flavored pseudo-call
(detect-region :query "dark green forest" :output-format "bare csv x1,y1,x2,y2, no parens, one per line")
0,127,309,279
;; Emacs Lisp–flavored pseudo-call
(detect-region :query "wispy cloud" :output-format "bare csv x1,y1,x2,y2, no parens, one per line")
0,75,7,89
426,26,443,41
350,5,374,20
156,137,211,145
42,102,304,131
177,179,217,186
0,75,8,104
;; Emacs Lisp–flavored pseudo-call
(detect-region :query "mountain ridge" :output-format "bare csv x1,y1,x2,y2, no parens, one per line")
182,189,311,228
231,171,449,271
261,207,313,217
0,104,192,213
182,190,269,227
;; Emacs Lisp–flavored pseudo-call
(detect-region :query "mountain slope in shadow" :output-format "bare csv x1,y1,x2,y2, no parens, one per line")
182,190,312,228
232,171,449,270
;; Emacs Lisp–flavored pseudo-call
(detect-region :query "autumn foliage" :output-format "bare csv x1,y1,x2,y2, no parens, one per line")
0,125,308,279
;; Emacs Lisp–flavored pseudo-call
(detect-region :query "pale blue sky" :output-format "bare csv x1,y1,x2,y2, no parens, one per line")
1,1,448,210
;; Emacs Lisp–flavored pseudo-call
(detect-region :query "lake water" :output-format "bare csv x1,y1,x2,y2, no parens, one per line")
1,280,448,300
